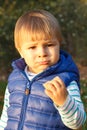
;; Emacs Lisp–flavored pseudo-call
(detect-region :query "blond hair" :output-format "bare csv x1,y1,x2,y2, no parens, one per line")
14,9,63,51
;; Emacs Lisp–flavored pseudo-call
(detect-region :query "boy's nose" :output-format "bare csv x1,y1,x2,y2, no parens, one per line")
38,47,47,57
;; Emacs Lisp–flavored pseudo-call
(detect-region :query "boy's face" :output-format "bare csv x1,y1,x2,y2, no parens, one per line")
19,39,60,74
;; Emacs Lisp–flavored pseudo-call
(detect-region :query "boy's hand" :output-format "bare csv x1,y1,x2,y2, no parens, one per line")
43,76,68,106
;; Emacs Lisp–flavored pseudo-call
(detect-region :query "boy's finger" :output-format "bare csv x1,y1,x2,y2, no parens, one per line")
43,81,56,91
43,81,50,89
53,76,65,87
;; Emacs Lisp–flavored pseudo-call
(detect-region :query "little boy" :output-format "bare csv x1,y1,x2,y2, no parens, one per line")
0,9,86,130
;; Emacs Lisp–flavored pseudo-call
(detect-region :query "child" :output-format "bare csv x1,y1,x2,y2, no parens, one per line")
0,9,86,130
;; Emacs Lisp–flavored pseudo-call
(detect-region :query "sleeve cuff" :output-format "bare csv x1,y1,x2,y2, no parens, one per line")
54,94,71,111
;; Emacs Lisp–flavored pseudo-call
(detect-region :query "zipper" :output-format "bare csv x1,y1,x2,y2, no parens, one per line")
17,70,48,130
25,88,30,95
18,82,30,130
18,71,38,130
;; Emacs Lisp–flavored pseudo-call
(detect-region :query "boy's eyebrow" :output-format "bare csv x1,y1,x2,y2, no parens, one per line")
30,40,49,44
22,39,57,48
24,41,48,46
30,39,56,44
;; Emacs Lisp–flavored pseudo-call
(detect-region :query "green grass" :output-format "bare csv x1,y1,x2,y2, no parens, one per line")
0,80,87,129
0,81,7,115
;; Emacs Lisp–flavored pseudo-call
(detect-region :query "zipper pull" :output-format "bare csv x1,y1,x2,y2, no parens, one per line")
25,88,30,95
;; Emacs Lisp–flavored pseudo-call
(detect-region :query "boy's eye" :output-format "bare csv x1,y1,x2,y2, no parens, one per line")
29,46,36,49
47,43,54,47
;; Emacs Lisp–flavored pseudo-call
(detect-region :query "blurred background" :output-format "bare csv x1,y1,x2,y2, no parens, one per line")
0,0,87,80
0,0,87,129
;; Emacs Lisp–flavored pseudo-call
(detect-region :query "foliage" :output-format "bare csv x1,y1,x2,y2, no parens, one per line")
80,80,87,130
0,0,87,79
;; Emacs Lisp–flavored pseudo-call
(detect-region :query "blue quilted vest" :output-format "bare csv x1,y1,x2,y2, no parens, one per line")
5,50,80,130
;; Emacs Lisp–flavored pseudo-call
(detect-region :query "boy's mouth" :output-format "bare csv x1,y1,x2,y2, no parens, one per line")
38,61,49,65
